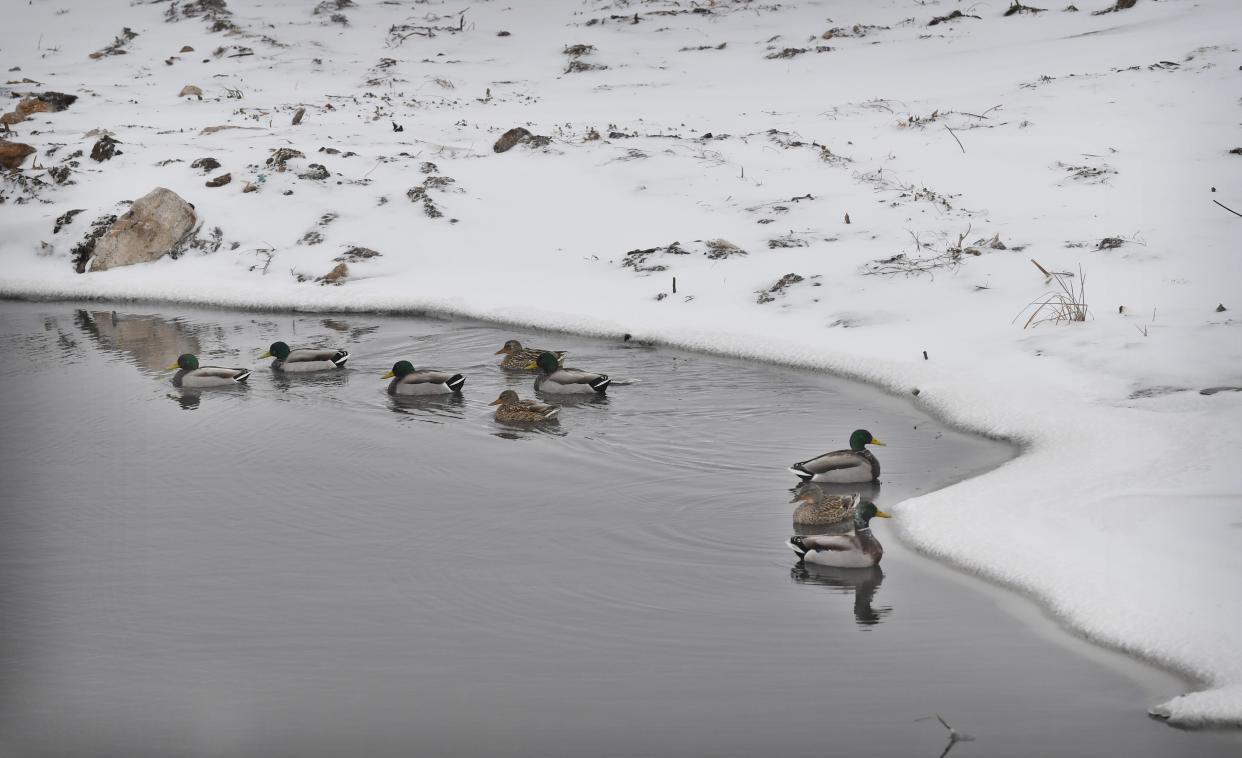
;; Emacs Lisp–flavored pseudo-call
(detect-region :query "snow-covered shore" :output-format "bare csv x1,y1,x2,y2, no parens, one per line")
3,0,1240,726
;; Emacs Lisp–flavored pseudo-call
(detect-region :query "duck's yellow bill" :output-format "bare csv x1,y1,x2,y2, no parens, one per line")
258,350,272,359
381,370,395,379
870,437,886,446
164,362,180,370
874,509,892,518
489,398,504,406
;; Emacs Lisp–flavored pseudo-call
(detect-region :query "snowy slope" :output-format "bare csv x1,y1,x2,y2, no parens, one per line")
2,0,1240,726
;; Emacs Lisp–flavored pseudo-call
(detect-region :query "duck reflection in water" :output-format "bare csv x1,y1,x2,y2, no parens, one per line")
388,393,466,423
269,366,352,396
791,564,892,628
168,390,201,411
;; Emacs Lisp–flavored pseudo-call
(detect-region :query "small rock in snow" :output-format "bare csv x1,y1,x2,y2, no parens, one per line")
191,156,221,172
317,263,349,286
89,135,122,162
0,139,37,170
494,127,535,153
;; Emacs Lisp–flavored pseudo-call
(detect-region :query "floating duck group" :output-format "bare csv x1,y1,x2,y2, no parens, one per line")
166,339,612,409
167,339,890,569
786,429,890,569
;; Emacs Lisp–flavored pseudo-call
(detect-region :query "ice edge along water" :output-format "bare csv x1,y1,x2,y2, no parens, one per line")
2,0,1241,728
3,276,1240,728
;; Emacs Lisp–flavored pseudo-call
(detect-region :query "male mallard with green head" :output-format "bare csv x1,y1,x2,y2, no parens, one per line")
529,351,611,394
260,341,349,372
787,502,891,568
166,354,251,388
489,390,560,422
383,360,465,396
495,340,567,371
789,429,884,483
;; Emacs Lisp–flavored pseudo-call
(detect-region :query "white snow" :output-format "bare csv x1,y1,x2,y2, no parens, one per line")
3,0,1241,727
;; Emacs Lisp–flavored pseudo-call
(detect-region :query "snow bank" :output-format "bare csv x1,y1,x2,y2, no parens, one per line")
3,0,1240,726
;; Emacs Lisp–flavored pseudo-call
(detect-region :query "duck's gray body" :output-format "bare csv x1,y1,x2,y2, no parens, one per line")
173,366,251,388
271,348,349,372
789,449,880,483
788,528,884,568
534,367,610,394
388,371,465,396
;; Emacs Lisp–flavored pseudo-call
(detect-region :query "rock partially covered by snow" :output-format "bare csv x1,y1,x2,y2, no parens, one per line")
87,187,197,272
0,139,36,170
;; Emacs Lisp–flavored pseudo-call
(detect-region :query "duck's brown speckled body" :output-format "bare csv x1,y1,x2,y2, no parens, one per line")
490,390,559,422
495,340,567,371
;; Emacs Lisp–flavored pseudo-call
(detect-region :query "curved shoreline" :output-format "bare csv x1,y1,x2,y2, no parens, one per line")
4,283,1237,728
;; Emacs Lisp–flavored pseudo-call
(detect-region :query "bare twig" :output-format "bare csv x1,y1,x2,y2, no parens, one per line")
917,714,976,758
944,125,965,153
1213,199,1242,219
953,105,1001,120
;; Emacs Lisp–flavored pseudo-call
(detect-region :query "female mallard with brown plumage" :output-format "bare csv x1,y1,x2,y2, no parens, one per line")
166,354,251,388
495,340,567,371
787,502,891,568
529,351,611,394
383,360,466,395
489,390,560,422
259,341,349,372
789,429,884,483
792,487,864,527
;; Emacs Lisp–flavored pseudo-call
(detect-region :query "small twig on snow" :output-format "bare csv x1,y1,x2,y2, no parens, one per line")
1213,199,1242,219
944,125,965,153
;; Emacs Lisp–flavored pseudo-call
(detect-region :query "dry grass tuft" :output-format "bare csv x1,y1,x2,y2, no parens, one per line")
1017,259,1090,327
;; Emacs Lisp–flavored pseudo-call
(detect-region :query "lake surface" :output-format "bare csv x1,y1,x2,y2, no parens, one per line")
0,300,1236,758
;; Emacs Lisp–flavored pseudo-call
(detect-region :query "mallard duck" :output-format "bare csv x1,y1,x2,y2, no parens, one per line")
792,487,862,527
260,341,349,372
529,351,611,394
789,429,884,483
495,340,567,370
787,502,890,568
165,353,251,388
489,390,560,422
383,360,465,395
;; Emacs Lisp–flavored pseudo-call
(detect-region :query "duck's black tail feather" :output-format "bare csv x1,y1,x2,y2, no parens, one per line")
788,463,812,480
787,536,808,557
590,375,611,393
332,350,350,368
446,373,466,393
234,369,252,383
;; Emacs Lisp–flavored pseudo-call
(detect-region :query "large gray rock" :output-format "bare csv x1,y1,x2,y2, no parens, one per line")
88,187,197,272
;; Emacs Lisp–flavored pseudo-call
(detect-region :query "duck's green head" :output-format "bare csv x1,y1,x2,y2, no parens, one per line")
383,360,415,379
495,339,523,356
490,390,520,406
260,341,291,360
529,351,560,374
166,354,198,371
854,501,891,527
850,429,885,451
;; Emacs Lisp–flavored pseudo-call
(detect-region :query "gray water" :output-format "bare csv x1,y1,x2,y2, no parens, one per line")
0,301,1236,758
